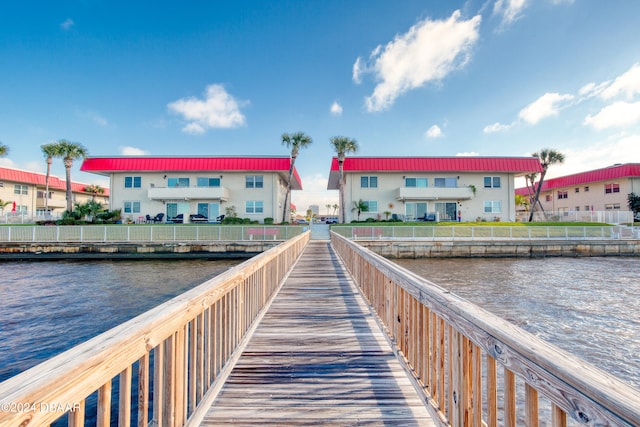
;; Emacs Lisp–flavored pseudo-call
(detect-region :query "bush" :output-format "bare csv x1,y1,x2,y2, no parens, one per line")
264,217,274,225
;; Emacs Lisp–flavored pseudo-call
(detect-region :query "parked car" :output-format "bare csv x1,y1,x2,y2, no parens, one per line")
325,219,337,224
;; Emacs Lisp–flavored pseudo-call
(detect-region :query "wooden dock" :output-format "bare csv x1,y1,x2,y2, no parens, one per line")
200,241,437,426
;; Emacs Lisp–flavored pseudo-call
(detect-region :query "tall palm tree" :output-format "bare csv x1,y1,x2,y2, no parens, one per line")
41,142,62,214
84,184,105,200
281,132,313,223
0,142,9,157
528,148,565,222
330,136,358,223
57,139,89,212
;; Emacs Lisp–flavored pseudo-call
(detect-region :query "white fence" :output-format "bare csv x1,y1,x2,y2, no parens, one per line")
333,225,640,240
0,225,304,243
518,210,635,224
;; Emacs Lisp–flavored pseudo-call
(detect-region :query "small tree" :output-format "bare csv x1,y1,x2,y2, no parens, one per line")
351,199,368,221
628,193,640,216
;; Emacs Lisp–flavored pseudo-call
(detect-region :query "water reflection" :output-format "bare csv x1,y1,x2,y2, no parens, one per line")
393,257,640,388
0,259,241,382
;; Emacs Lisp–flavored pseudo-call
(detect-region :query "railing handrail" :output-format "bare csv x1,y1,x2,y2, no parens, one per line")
331,231,640,426
333,224,639,240
0,231,310,427
0,224,303,243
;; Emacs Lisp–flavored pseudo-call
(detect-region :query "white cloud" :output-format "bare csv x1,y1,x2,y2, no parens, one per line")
120,146,149,155
330,101,343,116
425,124,443,138
76,109,108,127
60,18,74,30
493,0,528,27
583,101,640,130
518,92,574,125
546,133,640,179
456,151,480,156
483,122,513,133
600,63,640,100
352,57,363,84
358,10,481,112
167,84,247,134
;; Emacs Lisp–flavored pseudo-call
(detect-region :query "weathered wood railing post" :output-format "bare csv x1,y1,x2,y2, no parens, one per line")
0,231,310,427
330,231,640,427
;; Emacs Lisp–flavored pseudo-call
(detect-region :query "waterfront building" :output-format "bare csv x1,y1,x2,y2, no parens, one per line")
0,166,109,218
80,156,302,224
327,156,542,223
516,163,640,218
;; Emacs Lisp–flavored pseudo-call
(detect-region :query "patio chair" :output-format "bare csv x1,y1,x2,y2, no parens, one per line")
152,213,164,223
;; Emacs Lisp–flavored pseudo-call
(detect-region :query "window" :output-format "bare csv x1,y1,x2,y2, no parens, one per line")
605,204,621,210
168,177,189,188
575,187,580,193
123,201,141,214
585,205,592,211
434,177,458,188
14,184,28,195
545,194,552,202
483,201,501,213
360,176,378,188
605,183,620,194
37,191,53,199
246,201,264,214
197,177,221,187
483,176,501,188
575,206,580,211
362,200,378,212
584,186,589,192
246,175,264,189
405,202,427,219
405,177,428,187
124,176,142,188
557,191,568,199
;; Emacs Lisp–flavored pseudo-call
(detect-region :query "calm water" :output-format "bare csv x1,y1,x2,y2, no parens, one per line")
1,257,639,392
0,259,241,382
394,257,640,389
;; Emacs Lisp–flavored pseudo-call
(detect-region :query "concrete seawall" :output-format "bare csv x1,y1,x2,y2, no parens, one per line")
0,241,280,261
1,239,639,260
353,239,640,258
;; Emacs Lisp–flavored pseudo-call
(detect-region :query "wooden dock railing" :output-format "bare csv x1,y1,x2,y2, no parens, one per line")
331,231,640,426
0,231,309,427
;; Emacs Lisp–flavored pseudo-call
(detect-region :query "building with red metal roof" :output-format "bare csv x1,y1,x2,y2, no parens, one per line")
327,156,542,222
81,156,302,223
0,166,109,218
515,163,640,219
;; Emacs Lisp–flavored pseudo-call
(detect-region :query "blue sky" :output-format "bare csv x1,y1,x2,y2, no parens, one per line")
1,0,640,212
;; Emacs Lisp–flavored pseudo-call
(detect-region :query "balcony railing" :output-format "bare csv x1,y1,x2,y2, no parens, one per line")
395,186,474,201
147,186,230,201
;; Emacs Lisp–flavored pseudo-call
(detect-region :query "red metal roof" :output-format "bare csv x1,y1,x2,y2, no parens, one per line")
327,156,542,189
0,167,109,195
516,163,640,193
81,156,303,190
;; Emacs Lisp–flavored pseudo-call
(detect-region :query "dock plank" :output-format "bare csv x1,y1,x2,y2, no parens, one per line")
200,242,437,426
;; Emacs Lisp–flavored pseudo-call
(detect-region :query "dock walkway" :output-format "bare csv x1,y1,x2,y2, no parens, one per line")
200,241,437,426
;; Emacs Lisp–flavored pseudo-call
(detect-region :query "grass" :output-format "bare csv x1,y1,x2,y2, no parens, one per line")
341,221,613,227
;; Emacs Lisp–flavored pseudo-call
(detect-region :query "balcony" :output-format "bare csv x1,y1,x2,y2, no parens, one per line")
395,186,474,201
147,186,230,201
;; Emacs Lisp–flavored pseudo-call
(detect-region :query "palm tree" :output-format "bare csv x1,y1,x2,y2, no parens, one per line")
528,149,565,222
352,199,368,221
332,203,339,215
84,184,105,200
330,136,358,223
0,142,9,157
281,132,313,223
57,139,89,212
41,142,62,214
